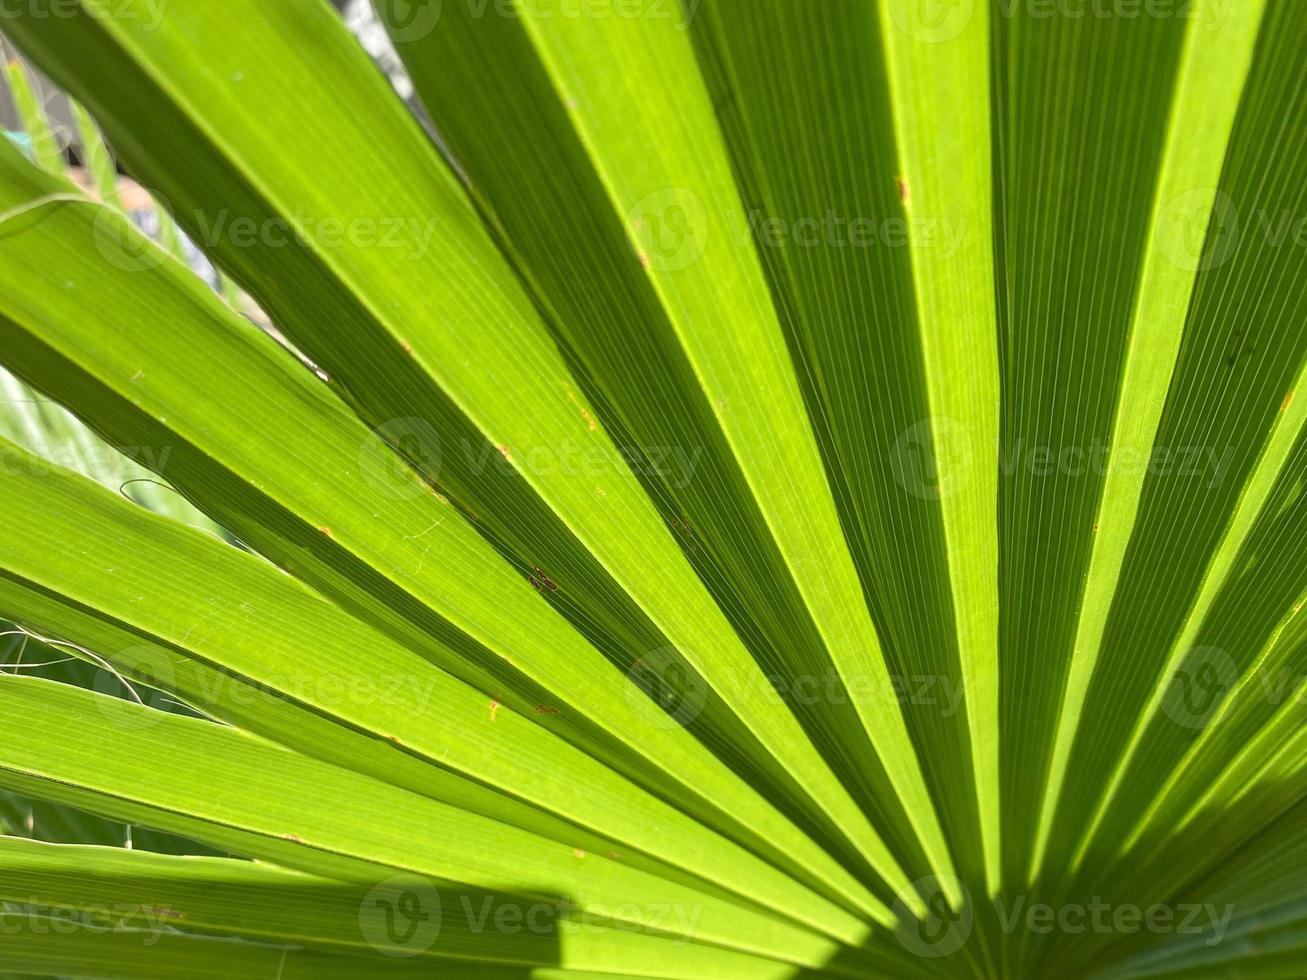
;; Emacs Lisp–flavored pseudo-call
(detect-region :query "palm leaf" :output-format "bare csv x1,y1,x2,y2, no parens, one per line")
0,0,1305,977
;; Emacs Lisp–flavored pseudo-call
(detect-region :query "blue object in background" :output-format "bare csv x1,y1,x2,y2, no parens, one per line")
3,130,34,159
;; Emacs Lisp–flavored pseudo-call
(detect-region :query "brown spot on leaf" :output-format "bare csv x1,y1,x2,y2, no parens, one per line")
670,515,699,552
